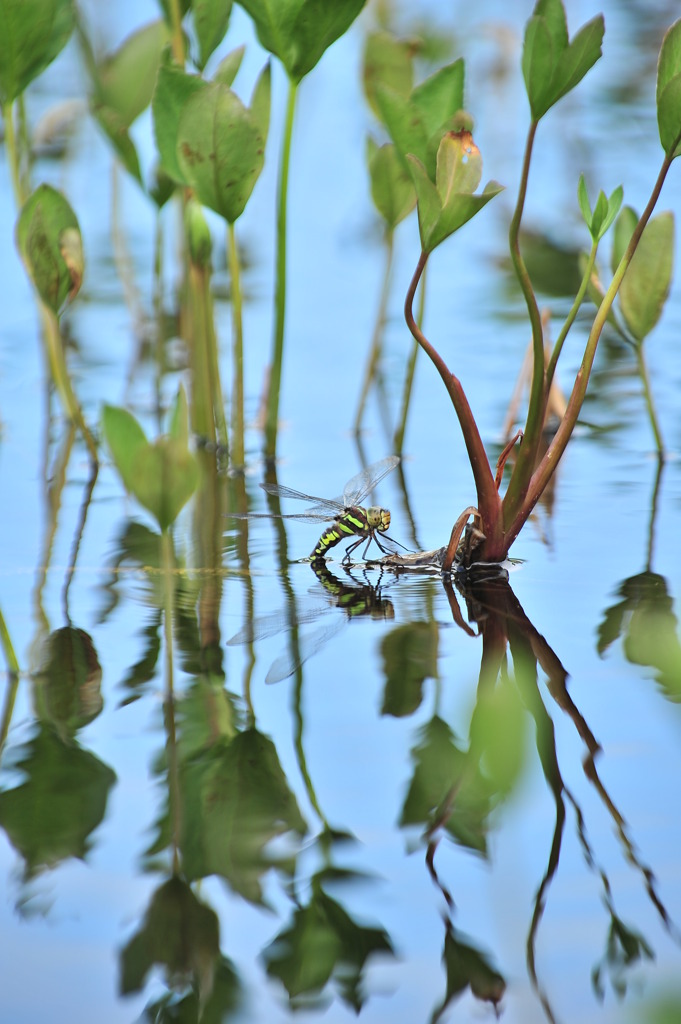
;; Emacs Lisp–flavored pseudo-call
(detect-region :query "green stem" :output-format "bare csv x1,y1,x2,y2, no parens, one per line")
167,0,185,66
228,221,245,467
503,120,546,521
41,305,99,464
354,228,394,434
265,76,298,459
404,251,501,550
0,608,19,677
507,151,674,549
161,527,181,873
394,258,426,454
2,100,24,204
545,241,598,393
636,344,665,457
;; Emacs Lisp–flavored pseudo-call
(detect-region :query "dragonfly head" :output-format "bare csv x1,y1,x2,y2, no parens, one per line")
366,505,391,531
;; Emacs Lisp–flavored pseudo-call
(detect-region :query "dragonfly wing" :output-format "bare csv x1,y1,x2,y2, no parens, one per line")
265,616,346,684
342,455,400,506
260,482,343,518
227,600,329,645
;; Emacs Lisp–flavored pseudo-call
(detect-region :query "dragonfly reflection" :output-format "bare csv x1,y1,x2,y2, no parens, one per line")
227,561,395,683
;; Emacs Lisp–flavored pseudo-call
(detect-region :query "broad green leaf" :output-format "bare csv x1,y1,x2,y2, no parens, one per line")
366,138,415,229
362,30,413,118
0,0,74,104
120,877,221,996
375,83,430,170
619,212,674,343
193,0,233,71
96,20,169,126
92,103,143,185
411,59,465,142
577,173,591,226
101,399,199,531
213,44,245,86
400,716,496,855
179,728,307,902
176,76,269,223
522,0,603,121
657,19,681,158
16,184,83,313
0,726,115,878
152,63,206,185
440,928,505,1011
611,204,638,272
380,621,437,717
408,143,503,255
237,0,365,83
35,627,102,740
263,888,393,1010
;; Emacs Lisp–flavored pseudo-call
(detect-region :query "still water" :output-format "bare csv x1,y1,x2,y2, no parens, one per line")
1,1,681,1022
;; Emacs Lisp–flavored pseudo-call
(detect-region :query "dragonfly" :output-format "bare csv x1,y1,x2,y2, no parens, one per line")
227,560,396,683
232,456,407,563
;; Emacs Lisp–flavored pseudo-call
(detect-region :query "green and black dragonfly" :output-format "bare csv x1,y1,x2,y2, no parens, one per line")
232,456,406,562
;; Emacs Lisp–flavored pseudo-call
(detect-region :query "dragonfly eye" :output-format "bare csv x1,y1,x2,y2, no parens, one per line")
366,506,391,531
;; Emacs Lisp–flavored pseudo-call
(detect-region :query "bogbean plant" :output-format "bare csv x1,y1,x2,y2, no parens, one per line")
2,0,681,567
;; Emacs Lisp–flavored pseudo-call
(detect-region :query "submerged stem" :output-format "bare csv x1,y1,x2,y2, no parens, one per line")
228,221,245,467
354,228,394,434
265,76,298,459
636,344,665,457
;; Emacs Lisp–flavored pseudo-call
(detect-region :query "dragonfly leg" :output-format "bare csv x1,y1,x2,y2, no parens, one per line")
342,535,365,564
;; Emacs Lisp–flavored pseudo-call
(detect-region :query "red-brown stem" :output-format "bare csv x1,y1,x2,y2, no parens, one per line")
405,251,504,555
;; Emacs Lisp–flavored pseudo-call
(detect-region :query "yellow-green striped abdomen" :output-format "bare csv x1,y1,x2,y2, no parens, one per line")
310,505,390,559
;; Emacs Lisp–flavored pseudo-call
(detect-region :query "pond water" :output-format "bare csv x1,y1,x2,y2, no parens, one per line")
1,1,681,1022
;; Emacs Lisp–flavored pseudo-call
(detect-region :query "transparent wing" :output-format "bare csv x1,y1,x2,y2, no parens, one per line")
342,456,400,507
259,482,344,518
265,617,346,684
227,601,330,645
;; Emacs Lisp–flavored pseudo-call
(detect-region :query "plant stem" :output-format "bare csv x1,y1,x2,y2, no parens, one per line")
42,305,99,463
265,75,298,460
545,241,598,393
161,527,181,874
167,0,185,65
228,221,245,468
2,101,24,204
394,257,426,454
404,251,502,549
503,120,546,520
508,151,674,548
354,228,394,434
636,344,665,457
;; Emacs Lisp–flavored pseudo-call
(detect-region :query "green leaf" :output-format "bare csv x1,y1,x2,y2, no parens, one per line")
237,0,365,83
657,19,681,158
263,888,393,1010
362,30,414,118
577,173,591,225
16,184,83,314
96,20,169,126
193,0,233,70
411,59,465,143
101,394,199,531
408,137,503,254
179,728,307,902
152,63,206,185
619,211,674,343
522,0,603,121
120,877,221,996
0,726,116,878
380,621,437,717
35,627,102,740
176,76,269,223
213,43,245,86
366,138,416,229
91,103,143,185
0,0,74,104
375,83,430,171
579,176,623,243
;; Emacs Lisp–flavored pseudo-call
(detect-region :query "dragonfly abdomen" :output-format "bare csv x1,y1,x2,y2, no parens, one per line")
311,506,369,559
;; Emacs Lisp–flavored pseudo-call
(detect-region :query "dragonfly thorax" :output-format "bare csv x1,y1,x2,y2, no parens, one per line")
364,505,391,531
